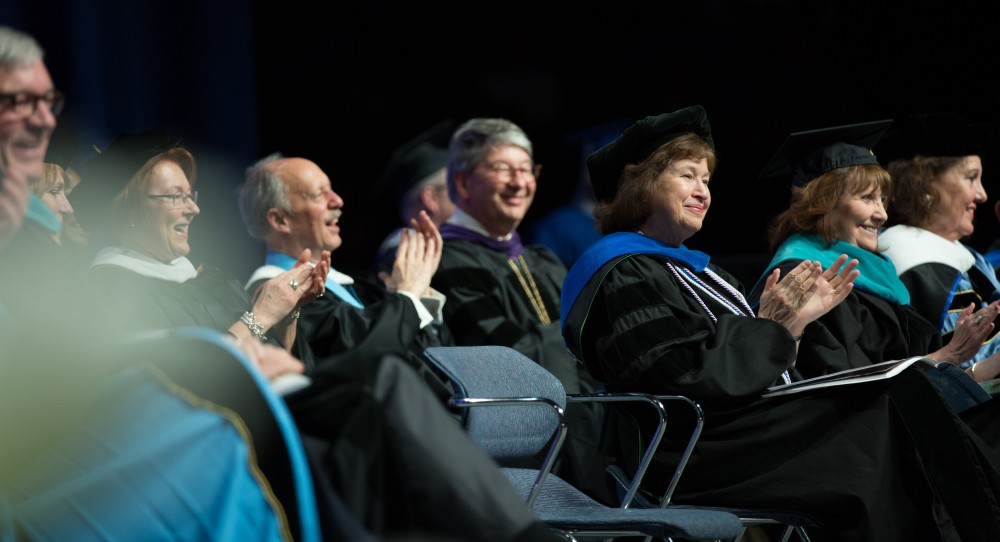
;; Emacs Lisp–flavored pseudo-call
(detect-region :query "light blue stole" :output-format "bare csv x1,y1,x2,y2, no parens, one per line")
265,250,364,309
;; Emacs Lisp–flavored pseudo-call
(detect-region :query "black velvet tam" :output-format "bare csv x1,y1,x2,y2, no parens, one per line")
586,105,713,203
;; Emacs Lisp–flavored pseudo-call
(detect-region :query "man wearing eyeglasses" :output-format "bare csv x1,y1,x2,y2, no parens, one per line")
430,117,614,504
0,25,62,254
1,24,69,324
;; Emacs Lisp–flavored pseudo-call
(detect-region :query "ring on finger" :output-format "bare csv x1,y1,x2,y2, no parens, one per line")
972,314,985,326
289,280,300,291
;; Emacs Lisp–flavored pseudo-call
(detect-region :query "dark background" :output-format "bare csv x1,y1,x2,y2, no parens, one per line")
3,0,998,288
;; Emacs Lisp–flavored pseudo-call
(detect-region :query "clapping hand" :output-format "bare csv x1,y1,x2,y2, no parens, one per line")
381,211,441,296
296,249,330,309
930,301,1000,366
757,255,858,337
799,255,859,321
251,248,326,328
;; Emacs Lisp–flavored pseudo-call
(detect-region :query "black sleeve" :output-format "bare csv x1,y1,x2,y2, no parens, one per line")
898,263,961,329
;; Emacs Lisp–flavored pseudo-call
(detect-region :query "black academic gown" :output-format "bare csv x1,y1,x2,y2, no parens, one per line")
246,274,454,402
433,241,577,387
985,240,1000,277
896,260,1000,351
749,259,941,379
0,219,88,324
88,262,543,541
88,264,252,334
433,239,615,504
563,252,1000,542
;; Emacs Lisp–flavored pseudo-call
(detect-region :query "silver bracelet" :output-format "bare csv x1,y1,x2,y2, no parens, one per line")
240,311,266,341
290,309,301,320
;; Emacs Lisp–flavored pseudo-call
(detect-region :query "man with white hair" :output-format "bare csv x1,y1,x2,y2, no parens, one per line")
237,153,567,542
239,153,453,398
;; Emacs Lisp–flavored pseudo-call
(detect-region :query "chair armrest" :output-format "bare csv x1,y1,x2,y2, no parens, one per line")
449,396,566,508
568,393,704,508
567,393,668,509
650,395,704,507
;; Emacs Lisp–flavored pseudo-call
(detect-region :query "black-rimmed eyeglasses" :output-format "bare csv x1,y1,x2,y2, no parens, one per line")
0,90,66,118
484,161,542,181
147,191,198,208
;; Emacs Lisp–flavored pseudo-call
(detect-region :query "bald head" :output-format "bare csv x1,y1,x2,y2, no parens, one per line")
239,154,345,258
264,156,313,175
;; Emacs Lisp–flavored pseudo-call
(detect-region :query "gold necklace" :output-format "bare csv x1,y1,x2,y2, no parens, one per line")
507,255,551,324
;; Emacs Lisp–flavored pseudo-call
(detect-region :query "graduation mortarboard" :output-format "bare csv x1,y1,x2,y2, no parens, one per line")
377,119,455,211
874,111,992,165
586,105,713,203
759,119,893,187
70,125,181,234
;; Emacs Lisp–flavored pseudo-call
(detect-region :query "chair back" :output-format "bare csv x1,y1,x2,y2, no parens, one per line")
424,345,567,462
424,346,748,540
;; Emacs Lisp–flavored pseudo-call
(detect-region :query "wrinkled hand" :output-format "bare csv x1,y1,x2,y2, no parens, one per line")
233,336,305,380
250,248,323,329
931,301,1000,365
757,260,820,331
797,255,858,324
757,255,858,336
295,250,330,309
383,211,441,296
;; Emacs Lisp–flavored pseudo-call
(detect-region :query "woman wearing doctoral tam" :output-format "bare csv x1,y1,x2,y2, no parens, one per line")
561,105,1000,541
876,112,1000,378
748,119,1000,383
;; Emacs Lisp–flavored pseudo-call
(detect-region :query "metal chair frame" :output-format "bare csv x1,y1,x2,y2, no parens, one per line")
603,393,817,542
424,345,746,542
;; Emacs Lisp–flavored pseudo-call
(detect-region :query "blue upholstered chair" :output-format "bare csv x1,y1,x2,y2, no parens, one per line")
422,345,745,541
